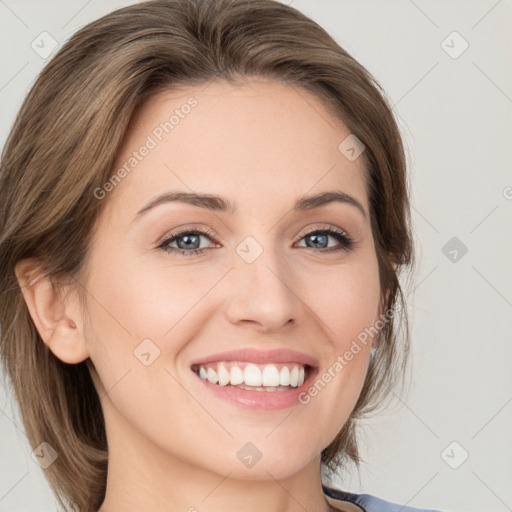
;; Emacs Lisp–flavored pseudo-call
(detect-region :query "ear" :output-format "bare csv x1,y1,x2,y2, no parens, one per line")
372,258,398,349
371,289,389,349
14,258,90,364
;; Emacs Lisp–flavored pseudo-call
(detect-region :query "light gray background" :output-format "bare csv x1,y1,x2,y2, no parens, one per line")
1,1,511,511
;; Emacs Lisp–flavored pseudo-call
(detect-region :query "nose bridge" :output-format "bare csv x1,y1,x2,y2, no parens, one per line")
224,231,300,330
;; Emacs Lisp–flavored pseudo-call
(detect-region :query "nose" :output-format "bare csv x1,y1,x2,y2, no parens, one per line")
223,238,303,333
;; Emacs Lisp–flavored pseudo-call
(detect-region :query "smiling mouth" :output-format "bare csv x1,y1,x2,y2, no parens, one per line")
191,361,312,391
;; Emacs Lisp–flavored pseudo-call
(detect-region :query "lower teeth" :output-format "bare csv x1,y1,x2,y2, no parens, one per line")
229,383,293,392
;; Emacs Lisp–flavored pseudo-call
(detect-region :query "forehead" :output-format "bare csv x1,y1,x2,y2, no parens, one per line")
104,79,368,221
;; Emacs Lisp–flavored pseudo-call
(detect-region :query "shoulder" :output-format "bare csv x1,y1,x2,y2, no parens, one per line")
323,485,445,512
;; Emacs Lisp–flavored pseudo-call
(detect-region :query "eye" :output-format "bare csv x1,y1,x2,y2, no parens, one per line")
294,225,354,253
158,227,217,257
158,224,355,256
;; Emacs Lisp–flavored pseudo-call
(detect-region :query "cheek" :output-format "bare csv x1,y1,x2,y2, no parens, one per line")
85,255,212,343
81,253,227,406
301,255,382,349
116,259,222,332
296,256,381,418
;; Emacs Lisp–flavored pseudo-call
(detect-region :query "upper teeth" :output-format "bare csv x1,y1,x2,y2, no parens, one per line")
196,362,306,387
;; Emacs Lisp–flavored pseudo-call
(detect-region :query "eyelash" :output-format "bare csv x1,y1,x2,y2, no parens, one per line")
157,225,355,257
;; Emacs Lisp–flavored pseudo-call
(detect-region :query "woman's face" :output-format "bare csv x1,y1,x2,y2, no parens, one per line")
81,79,383,479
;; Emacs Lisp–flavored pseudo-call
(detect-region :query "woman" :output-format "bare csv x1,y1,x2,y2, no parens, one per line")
0,0,442,511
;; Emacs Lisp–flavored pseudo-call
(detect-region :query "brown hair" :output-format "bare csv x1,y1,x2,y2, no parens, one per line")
0,0,414,510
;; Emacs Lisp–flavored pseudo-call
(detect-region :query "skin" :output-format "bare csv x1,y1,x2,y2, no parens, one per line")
15,78,386,512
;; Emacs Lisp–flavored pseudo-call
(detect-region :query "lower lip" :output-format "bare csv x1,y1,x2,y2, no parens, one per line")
192,367,318,411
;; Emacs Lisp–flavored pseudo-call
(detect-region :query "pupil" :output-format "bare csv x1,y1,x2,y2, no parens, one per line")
309,233,327,248
178,234,199,250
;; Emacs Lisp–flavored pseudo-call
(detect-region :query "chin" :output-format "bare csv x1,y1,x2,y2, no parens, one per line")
224,444,317,481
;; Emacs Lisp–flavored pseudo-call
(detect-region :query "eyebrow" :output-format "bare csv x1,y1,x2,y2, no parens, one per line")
133,189,367,221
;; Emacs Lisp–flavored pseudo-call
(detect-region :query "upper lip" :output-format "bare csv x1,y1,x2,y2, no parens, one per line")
190,348,319,368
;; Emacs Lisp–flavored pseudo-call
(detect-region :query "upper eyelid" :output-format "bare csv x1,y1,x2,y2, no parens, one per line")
161,224,348,238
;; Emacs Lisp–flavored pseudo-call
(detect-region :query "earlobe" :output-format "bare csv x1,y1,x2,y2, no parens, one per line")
14,258,90,364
